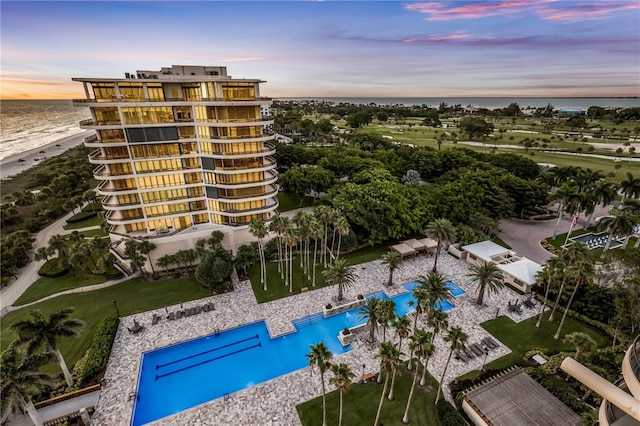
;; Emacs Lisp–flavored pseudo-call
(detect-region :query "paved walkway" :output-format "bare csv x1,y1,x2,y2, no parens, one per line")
93,253,538,426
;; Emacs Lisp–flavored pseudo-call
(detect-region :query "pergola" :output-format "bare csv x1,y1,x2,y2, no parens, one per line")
390,243,416,258
402,238,427,252
418,237,438,250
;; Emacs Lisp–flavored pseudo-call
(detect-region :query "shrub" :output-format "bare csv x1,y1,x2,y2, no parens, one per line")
66,211,97,224
37,258,69,278
326,303,333,310
436,400,467,426
79,315,119,385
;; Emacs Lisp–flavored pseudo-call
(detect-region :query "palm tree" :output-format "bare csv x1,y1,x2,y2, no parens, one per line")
322,258,357,302
427,309,449,345
425,218,456,272
551,181,580,240
620,172,640,203
10,308,84,388
68,230,84,243
418,271,452,315
314,205,334,267
329,363,355,426
373,342,402,426
307,343,333,426
48,234,67,258
378,299,396,344
536,256,563,328
392,315,411,353
402,329,433,424
435,326,468,403
359,297,382,343
308,218,323,286
334,216,350,259
137,240,157,274
380,251,403,287
554,247,595,340
269,215,289,279
249,218,269,291
408,286,430,332
585,180,617,226
283,226,298,292
1,344,55,426
597,207,639,258
563,332,597,362
548,245,581,322
468,262,504,305
89,237,109,264
33,246,54,264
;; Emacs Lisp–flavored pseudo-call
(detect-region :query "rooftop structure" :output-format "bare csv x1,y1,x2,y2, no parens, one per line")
462,367,580,426
73,65,277,269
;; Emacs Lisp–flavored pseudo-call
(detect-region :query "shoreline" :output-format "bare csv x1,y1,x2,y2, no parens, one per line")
0,131,92,180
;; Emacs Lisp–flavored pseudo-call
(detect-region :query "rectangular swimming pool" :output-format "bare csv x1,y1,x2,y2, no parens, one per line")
131,281,465,425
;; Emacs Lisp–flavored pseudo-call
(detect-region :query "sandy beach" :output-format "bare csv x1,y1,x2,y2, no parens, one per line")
0,130,93,180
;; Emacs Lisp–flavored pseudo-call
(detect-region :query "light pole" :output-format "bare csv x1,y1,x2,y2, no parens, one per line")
112,300,120,317
481,347,489,371
361,364,366,383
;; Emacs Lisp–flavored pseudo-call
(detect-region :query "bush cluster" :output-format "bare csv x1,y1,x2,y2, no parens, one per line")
79,315,119,386
37,258,69,278
436,400,467,426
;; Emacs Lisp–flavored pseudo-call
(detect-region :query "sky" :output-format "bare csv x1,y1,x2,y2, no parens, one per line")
1,0,639,99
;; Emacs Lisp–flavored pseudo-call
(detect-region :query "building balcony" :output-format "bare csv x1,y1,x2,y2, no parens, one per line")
211,197,279,218
97,181,138,195
79,119,122,128
215,170,279,189
101,196,141,209
206,143,276,160
211,157,276,175
622,335,640,399
105,210,145,223
217,185,279,202
93,165,136,180
88,150,130,164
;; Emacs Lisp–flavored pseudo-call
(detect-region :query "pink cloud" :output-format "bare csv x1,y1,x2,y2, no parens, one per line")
404,33,469,43
219,57,263,62
537,2,640,21
404,1,539,20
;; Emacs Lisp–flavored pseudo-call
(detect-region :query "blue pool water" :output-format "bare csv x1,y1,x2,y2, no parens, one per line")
132,281,466,425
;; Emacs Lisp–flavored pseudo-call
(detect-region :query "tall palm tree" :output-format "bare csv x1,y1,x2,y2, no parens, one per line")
536,256,563,328
425,218,456,272
468,262,504,305
418,271,452,315
373,342,402,426
563,332,597,362
554,248,595,340
1,344,55,426
283,226,298,292
548,245,581,322
33,247,54,264
380,251,403,287
408,286,430,332
293,210,311,271
620,172,640,203
596,207,639,258
435,326,468,404
47,234,67,258
307,342,333,426
378,299,396,343
359,297,382,343
584,180,617,227
551,181,580,240
10,308,84,388
322,258,357,302
334,215,350,259
402,329,433,424
89,237,109,264
329,363,355,426
427,309,449,345
308,218,323,286
392,315,411,353
249,218,269,291
314,205,334,267
138,240,157,274
269,214,289,279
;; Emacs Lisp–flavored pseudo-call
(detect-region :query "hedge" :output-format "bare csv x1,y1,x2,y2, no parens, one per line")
37,258,69,278
79,315,119,386
66,211,97,224
436,400,468,426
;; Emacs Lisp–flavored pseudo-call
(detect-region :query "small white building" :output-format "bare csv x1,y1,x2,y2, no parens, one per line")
461,241,542,293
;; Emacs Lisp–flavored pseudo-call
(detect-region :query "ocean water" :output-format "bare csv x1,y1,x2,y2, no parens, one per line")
0,100,90,161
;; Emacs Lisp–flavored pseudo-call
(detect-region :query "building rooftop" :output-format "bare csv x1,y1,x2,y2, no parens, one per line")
464,368,580,426
497,258,543,285
461,240,510,263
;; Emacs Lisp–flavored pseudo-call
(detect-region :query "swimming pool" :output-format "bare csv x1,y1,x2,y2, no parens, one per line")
131,281,466,425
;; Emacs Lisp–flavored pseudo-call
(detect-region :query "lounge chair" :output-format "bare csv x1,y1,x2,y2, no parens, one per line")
167,312,175,320
469,343,484,357
482,337,499,349
152,314,161,325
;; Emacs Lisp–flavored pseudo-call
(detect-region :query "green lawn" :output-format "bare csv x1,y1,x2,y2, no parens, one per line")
63,214,103,230
297,365,439,426
13,272,110,306
277,191,315,212
250,244,391,303
1,277,211,377
79,229,108,238
458,314,609,380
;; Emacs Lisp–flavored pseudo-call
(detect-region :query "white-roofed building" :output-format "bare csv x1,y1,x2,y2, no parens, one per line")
461,240,542,293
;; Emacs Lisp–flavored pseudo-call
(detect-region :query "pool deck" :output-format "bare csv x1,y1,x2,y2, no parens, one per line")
93,253,539,426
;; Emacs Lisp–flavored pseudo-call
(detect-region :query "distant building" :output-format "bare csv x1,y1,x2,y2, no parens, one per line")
73,65,277,272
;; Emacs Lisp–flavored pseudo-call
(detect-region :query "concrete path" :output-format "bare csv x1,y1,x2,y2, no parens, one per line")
498,203,611,264
9,390,100,426
0,207,101,312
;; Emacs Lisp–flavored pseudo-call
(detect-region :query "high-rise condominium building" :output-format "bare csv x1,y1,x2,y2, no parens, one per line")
73,65,277,268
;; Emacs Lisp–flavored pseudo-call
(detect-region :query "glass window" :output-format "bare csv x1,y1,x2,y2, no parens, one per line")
94,108,120,125
122,107,174,124
91,83,117,101
118,82,145,101
99,129,125,142
147,83,164,101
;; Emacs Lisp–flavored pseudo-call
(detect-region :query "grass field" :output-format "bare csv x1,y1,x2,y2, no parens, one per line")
277,191,315,212
1,277,212,377
457,314,609,380
297,364,439,426
63,214,103,230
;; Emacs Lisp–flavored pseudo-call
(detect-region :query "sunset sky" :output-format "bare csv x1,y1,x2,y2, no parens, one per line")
1,1,639,99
